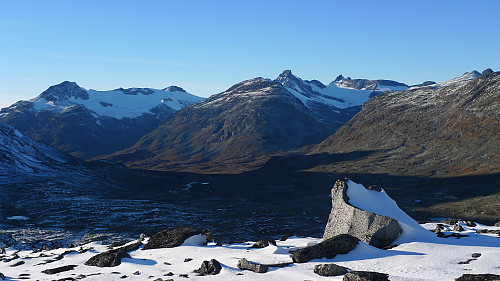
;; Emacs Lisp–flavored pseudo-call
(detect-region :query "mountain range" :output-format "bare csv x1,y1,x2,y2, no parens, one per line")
0,82,204,159
0,68,497,175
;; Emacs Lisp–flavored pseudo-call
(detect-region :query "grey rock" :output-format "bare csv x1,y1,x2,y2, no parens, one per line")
0,272,4,280
343,271,389,281
472,253,481,258
323,179,403,248
143,227,204,250
455,273,500,281
10,260,25,267
494,221,500,227
292,234,359,263
454,224,464,232
466,221,477,227
237,258,268,273
314,263,349,276
251,239,276,248
194,259,222,275
85,241,141,267
42,265,77,275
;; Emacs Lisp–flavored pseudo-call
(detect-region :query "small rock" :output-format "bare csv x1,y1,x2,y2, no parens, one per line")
237,258,268,273
314,263,349,276
454,224,464,232
133,271,140,275
343,271,389,281
292,234,359,263
367,185,382,192
42,265,77,275
466,221,476,227
120,275,127,279
165,272,174,276
494,221,500,227
455,273,500,280
0,248,5,255
164,261,171,265
251,239,276,248
10,260,25,267
194,259,222,275
0,272,4,280
184,258,193,262
472,253,481,258
237,273,244,275
279,233,294,241
153,279,163,281
179,273,189,278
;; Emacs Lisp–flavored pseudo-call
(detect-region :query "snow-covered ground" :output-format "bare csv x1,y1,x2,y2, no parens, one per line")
2,180,499,280
1,224,499,281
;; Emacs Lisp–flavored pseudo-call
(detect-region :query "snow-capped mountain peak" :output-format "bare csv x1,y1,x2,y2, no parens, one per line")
37,81,89,101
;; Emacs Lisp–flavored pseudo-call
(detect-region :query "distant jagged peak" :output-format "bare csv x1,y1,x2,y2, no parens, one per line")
482,68,494,76
163,86,186,93
435,70,483,87
334,75,344,82
37,81,89,101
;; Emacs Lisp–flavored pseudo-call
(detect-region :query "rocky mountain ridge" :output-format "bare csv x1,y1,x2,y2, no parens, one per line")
310,70,500,177
0,82,204,159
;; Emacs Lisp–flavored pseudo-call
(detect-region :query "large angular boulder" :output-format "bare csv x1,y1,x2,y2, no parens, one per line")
143,227,204,250
324,179,402,248
292,234,359,263
237,258,268,273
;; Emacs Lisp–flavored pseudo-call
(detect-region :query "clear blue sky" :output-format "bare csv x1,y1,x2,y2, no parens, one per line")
1,0,499,108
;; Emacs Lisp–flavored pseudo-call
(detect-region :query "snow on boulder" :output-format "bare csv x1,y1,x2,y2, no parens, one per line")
324,179,433,248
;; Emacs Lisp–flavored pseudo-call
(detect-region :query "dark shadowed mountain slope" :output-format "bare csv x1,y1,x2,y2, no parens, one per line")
0,82,204,159
103,78,330,173
309,71,500,177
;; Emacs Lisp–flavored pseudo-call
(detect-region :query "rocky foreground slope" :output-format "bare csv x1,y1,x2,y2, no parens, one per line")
311,71,500,177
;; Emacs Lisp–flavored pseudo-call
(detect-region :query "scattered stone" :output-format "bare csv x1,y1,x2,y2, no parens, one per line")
343,271,390,281
133,271,140,275
458,259,476,264
179,273,189,278
466,221,477,227
108,241,127,249
251,239,276,248
323,179,402,248
10,260,25,267
454,224,464,232
120,275,127,279
0,248,5,254
164,261,172,265
228,239,247,244
153,278,163,281
143,227,204,250
476,229,500,235
472,253,481,258
279,233,294,241
42,265,77,275
165,272,174,276
494,221,500,227
367,185,382,192
184,258,193,262
19,274,30,277
0,272,4,280
85,241,142,267
194,259,222,275
237,273,244,275
237,258,268,273
292,234,359,263
314,263,349,276
455,273,500,280
441,219,459,225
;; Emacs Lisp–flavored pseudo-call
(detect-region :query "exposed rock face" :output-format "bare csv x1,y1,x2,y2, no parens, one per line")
251,239,276,248
455,274,500,281
106,78,329,173
292,234,359,263
143,227,204,250
312,71,500,177
314,263,349,276
343,271,390,281
85,241,142,267
323,179,402,248
42,265,77,274
194,259,222,275
237,258,268,273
